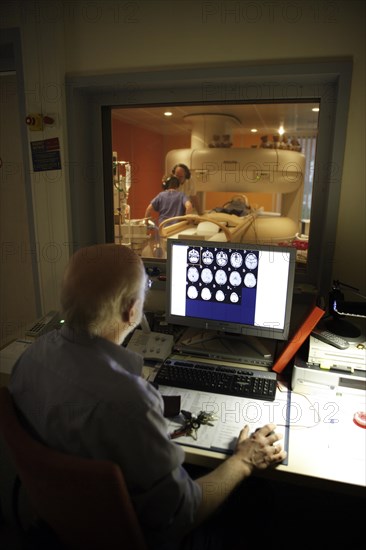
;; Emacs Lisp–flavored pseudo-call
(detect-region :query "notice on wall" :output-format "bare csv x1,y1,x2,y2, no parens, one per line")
30,138,61,172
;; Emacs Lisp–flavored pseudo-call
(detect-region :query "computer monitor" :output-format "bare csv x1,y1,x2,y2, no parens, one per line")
165,238,296,342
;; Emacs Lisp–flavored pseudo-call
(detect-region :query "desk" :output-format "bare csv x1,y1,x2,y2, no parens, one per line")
3,352,366,497
183,386,366,496
144,362,366,497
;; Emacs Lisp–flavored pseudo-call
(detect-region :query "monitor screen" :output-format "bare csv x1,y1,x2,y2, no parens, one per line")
165,239,296,341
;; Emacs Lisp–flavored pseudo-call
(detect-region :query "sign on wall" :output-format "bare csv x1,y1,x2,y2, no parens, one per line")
30,138,61,172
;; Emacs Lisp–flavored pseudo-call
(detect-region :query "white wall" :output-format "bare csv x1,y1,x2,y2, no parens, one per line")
1,1,72,323
1,0,365,309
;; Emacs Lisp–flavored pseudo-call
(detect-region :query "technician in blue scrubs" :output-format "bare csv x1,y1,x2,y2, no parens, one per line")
9,243,286,549
145,175,193,226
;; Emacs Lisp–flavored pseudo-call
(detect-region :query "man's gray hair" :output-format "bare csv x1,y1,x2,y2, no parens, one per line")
60,244,147,336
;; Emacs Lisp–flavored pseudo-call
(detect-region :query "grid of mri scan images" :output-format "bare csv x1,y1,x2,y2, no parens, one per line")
185,246,259,306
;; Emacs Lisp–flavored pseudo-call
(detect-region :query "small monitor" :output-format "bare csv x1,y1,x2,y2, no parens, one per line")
165,239,296,341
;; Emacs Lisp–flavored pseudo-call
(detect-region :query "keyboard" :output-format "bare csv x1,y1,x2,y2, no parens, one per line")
154,358,277,401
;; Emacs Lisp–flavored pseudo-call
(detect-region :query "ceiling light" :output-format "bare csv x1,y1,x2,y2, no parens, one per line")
278,125,285,135
164,111,173,117
250,128,257,133
312,107,320,112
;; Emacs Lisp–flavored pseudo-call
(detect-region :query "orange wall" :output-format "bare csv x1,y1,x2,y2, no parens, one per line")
112,118,164,219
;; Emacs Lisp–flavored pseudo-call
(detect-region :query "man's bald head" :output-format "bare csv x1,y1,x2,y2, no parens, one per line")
60,244,147,337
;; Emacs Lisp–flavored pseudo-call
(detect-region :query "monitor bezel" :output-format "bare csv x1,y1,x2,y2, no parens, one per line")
165,238,297,341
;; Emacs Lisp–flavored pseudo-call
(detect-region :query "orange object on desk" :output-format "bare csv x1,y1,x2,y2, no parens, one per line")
272,306,325,374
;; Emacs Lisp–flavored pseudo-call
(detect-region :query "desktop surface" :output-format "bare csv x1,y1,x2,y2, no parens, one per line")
158,380,291,457
142,311,366,496
152,363,366,495
141,303,365,495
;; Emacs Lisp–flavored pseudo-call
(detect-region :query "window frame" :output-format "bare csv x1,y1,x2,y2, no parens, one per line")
65,59,352,296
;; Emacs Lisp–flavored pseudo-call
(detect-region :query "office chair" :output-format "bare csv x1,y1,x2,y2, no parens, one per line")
0,386,148,550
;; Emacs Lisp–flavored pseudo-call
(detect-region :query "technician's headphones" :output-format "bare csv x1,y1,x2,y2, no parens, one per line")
172,163,191,180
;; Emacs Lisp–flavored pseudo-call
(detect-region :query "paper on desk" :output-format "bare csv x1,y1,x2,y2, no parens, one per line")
289,389,366,463
159,386,290,462
318,391,366,460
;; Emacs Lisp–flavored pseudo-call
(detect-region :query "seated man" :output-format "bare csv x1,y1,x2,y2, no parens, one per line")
9,244,286,549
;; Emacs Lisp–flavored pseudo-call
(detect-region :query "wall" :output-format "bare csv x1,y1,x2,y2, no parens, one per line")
0,0,365,315
112,118,164,219
0,74,37,347
1,2,71,325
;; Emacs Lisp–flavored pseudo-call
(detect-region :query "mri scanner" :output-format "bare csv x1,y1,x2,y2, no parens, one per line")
164,147,304,242
119,114,306,257
160,114,305,247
